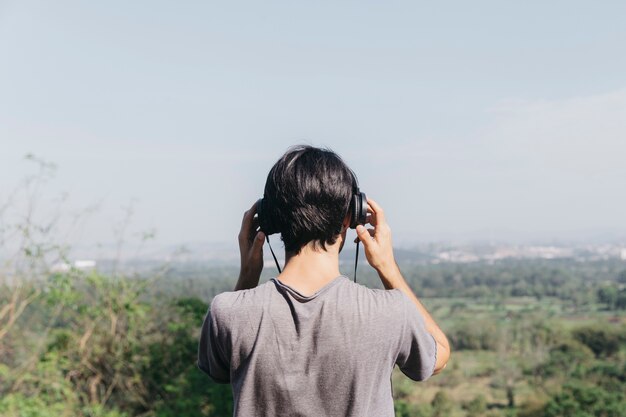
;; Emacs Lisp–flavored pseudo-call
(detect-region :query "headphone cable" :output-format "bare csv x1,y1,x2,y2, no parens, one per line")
266,235,282,273
354,240,359,283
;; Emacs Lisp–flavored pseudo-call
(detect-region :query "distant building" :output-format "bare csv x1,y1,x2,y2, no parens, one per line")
51,260,97,273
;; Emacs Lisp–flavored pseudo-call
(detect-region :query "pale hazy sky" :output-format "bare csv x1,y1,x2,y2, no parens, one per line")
1,1,626,248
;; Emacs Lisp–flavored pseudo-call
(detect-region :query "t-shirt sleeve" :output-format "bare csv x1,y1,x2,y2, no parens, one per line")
197,297,231,383
394,291,437,381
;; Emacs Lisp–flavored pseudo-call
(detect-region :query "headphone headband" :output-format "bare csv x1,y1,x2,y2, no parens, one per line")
258,189,366,235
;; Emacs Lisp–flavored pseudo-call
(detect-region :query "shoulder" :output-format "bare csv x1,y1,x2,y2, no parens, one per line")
210,281,274,319
344,280,407,304
337,280,410,318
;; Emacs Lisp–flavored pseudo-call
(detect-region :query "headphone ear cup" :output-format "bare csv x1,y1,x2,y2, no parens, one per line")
257,198,276,235
257,198,266,232
349,193,361,229
357,192,367,225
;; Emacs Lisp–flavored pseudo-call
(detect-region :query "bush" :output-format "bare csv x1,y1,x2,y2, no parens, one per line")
572,326,621,358
0,273,231,417
541,382,626,417
539,339,595,378
465,394,487,417
431,391,454,417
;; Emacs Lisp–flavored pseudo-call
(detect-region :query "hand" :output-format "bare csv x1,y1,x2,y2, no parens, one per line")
354,198,399,277
236,201,265,290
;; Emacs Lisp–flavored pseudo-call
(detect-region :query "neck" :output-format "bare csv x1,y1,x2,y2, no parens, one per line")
277,240,343,296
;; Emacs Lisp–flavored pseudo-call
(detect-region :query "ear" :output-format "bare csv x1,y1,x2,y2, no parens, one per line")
341,214,350,232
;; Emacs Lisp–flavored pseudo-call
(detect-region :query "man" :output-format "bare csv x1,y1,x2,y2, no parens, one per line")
198,145,450,416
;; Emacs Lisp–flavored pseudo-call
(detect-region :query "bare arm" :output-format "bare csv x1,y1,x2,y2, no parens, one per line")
234,201,265,291
355,198,450,374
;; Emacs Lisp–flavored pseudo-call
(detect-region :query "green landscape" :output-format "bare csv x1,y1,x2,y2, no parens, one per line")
2,248,625,416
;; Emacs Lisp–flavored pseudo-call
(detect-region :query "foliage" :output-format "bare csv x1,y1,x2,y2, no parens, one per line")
4,261,626,417
0,272,232,417
541,382,626,417
572,325,621,357
431,391,454,417
395,400,433,417
465,394,488,417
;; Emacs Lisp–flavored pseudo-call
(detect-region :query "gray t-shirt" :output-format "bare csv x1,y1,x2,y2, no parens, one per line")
198,275,437,417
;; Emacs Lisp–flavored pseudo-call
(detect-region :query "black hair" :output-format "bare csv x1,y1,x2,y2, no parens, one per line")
263,145,357,254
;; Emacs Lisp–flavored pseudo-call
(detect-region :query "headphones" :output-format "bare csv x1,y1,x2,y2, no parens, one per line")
256,184,368,282
257,189,367,235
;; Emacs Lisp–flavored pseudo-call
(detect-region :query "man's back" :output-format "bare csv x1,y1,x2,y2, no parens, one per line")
198,275,437,417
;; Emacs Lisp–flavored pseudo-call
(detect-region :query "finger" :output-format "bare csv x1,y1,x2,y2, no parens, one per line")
240,200,259,231
251,217,259,234
355,225,376,248
354,227,375,243
248,226,259,242
251,231,265,256
366,205,378,226
366,198,386,225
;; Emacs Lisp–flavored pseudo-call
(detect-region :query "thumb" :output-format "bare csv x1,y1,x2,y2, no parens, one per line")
355,225,373,247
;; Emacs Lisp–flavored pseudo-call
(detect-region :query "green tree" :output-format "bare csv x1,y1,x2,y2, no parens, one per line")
572,326,621,358
542,382,626,417
597,286,618,310
539,340,594,379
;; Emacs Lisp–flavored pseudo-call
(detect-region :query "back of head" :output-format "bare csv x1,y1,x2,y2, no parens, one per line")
263,145,356,254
